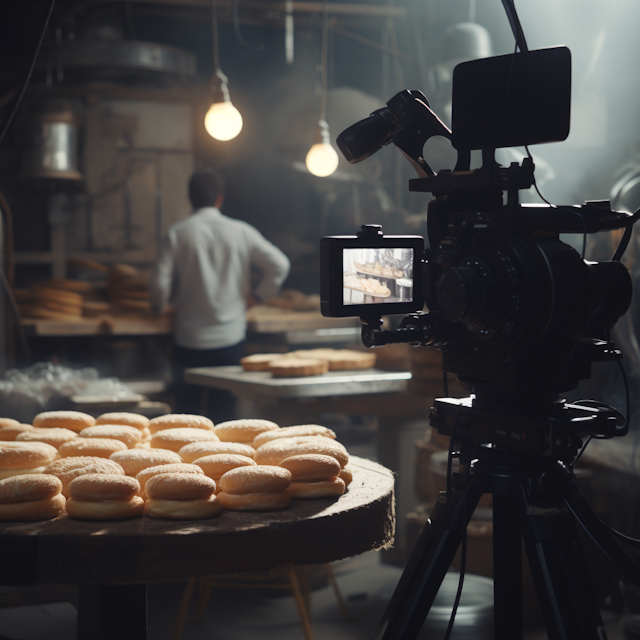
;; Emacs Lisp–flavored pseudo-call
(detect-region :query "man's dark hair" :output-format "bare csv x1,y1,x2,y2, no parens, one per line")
188,171,225,209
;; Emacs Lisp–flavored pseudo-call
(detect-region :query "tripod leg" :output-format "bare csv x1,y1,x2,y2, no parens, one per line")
493,493,523,640
375,477,484,640
516,485,608,640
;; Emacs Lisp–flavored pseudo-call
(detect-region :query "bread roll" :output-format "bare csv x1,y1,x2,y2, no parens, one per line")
269,358,329,378
144,495,221,520
218,465,291,495
252,425,336,448
217,491,290,511
0,494,66,521
145,473,216,501
95,412,150,431
0,474,62,503
68,474,140,501
193,454,257,481
213,419,279,444
148,414,214,434
0,418,20,429
32,411,95,433
278,454,340,482
150,428,219,453
66,496,144,521
136,463,203,499
0,442,58,469
79,425,143,448
292,348,376,371
109,449,183,476
44,456,125,498
339,466,354,487
288,478,346,499
179,441,255,463
59,438,128,458
0,467,47,480
16,428,77,449
254,438,349,468
239,353,288,372
0,423,35,441
31,286,83,306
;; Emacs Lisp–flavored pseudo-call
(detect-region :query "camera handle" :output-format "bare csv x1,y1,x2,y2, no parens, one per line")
360,312,443,349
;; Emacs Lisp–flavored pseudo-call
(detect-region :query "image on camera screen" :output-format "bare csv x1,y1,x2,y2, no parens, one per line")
343,248,414,305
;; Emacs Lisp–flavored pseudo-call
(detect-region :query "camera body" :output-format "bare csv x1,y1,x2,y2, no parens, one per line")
321,46,636,405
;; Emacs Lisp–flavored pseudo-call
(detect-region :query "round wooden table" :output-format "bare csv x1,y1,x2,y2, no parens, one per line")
0,457,394,639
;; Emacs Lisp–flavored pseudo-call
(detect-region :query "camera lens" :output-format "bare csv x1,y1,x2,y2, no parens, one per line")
336,109,394,164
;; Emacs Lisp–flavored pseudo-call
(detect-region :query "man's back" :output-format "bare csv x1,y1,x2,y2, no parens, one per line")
151,207,290,349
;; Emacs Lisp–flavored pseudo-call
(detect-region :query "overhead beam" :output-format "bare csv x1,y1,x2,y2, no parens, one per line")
59,0,406,21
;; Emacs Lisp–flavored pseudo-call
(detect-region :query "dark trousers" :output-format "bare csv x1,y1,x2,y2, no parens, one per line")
171,341,245,424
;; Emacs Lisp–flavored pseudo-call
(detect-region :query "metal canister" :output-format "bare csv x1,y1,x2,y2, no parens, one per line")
20,99,82,181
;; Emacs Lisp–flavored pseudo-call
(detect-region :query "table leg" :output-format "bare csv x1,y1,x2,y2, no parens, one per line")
77,583,147,640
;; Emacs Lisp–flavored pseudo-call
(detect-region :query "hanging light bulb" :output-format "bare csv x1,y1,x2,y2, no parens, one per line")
205,69,243,141
205,0,243,142
303,0,337,177
306,120,339,177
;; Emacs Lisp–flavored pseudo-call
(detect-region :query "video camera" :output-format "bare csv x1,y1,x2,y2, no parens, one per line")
321,47,639,455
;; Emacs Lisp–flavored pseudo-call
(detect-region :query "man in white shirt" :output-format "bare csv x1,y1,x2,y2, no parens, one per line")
150,171,290,420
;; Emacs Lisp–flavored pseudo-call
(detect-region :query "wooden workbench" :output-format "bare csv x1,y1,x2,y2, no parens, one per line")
0,457,394,639
21,315,174,337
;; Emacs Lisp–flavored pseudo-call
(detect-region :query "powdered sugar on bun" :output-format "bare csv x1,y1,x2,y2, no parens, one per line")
0,474,62,503
252,425,335,448
79,425,143,448
109,449,183,476
95,412,150,431
254,438,349,468
213,419,279,444
0,442,58,469
33,410,95,433
145,473,216,501
68,474,140,501
193,454,257,480
148,414,214,434
150,428,219,452
179,441,255,463
218,465,291,495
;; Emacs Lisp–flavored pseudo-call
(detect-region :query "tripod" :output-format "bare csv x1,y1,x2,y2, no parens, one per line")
375,401,640,640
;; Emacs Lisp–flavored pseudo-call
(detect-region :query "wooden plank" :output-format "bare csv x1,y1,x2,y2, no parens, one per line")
116,0,407,17
0,458,393,586
247,306,360,333
21,316,173,337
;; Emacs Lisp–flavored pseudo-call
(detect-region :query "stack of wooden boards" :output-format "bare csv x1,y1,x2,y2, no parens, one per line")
240,348,377,377
0,411,354,522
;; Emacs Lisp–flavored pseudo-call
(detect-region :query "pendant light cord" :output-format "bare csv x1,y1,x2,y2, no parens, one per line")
319,0,329,123
210,0,220,71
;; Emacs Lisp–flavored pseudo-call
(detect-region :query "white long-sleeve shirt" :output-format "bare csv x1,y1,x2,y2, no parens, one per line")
150,207,290,349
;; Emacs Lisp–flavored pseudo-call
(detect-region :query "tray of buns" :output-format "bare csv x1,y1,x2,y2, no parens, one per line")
343,283,391,297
